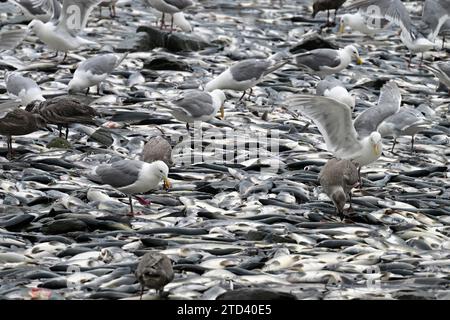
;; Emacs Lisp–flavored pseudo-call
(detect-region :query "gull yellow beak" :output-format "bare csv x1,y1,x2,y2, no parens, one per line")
339,23,345,34
356,56,363,65
373,144,381,156
220,105,225,119
163,177,171,190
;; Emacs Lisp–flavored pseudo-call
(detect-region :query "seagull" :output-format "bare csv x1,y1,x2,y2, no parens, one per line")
346,0,435,66
377,108,431,153
0,108,47,159
0,27,28,51
319,158,359,220
312,0,347,26
7,0,59,22
5,72,46,106
205,52,290,101
422,0,450,43
338,12,383,36
287,81,401,168
144,0,193,31
28,0,102,61
294,45,363,78
141,136,173,167
93,160,171,215
423,61,450,94
316,76,355,109
68,52,128,94
161,89,226,131
25,96,98,139
135,252,174,299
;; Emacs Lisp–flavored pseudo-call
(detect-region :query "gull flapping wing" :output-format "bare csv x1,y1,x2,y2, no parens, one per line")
353,81,401,137
286,95,362,158
346,0,413,34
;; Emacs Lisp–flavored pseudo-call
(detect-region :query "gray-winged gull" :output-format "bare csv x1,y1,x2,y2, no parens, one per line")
93,159,171,215
205,52,290,101
135,252,174,299
161,89,226,130
377,108,431,152
25,96,98,139
346,0,435,65
319,158,359,220
339,12,384,36
28,0,102,60
294,45,363,78
316,76,355,109
5,72,45,106
68,52,128,94
287,81,400,167
424,61,450,93
144,0,193,30
0,108,47,159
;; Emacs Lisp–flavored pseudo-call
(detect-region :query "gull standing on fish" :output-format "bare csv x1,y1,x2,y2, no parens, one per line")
28,0,102,61
312,0,347,25
5,72,45,106
287,81,401,168
0,108,47,159
316,76,355,109
294,45,363,78
135,252,174,299
0,27,28,51
338,12,384,36
25,96,98,139
319,158,359,220
68,52,128,94
205,52,290,101
423,61,450,94
93,160,171,215
144,0,193,31
377,108,431,153
161,89,226,130
346,0,435,66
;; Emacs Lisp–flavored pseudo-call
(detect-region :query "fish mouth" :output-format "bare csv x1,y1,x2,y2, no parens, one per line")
163,177,171,190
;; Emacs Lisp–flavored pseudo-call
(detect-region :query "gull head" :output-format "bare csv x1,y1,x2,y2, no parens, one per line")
339,15,351,33
211,89,226,119
152,160,170,190
28,20,45,33
67,78,85,94
331,188,347,218
369,132,382,156
345,45,363,65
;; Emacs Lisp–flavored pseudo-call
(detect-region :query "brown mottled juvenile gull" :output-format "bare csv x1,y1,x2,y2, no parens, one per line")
135,252,174,299
319,158,359,220
25,96,98,139
161,89,226,130
93,160,171,215
141,136,173,167
423,61,450,94
294,45,363,78
68,52,128,94
0,108,47,159
205,52,290,101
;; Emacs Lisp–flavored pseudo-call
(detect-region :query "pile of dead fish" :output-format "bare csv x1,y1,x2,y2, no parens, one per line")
0,0,449,300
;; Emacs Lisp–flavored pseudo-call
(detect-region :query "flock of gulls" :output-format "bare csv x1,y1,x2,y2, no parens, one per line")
0,0,449,300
